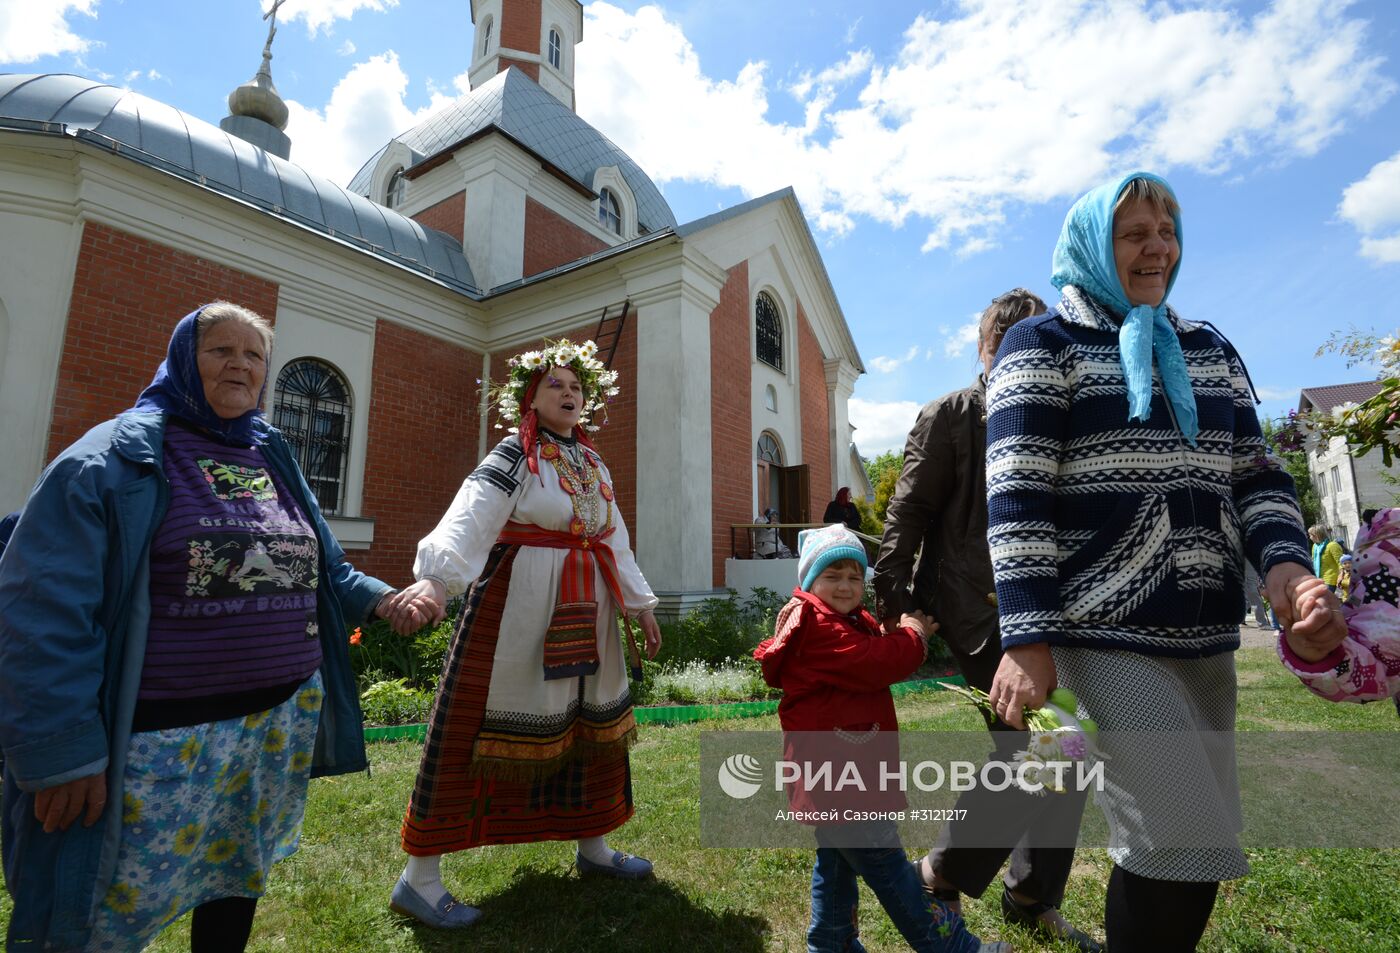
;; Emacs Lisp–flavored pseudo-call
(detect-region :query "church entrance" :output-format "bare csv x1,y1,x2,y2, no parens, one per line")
756,432,809,552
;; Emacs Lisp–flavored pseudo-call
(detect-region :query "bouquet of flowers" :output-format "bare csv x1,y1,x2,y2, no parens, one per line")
940,683,1105,795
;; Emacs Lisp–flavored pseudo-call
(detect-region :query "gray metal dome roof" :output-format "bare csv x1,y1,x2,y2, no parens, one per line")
348,68,675,233
0,73,475,291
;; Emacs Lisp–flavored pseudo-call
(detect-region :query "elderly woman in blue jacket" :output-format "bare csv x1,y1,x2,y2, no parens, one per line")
0,303,426,953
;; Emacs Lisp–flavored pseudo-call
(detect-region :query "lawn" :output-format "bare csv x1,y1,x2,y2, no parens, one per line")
5,646,1400,951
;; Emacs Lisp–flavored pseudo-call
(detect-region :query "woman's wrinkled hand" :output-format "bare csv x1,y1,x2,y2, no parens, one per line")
34,772,107,834
377,578,446,636
988,643,1057,730
636,609,662,659
1270,564,1348,661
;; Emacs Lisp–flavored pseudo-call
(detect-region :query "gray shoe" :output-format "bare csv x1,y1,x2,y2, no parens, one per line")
389,874,481,929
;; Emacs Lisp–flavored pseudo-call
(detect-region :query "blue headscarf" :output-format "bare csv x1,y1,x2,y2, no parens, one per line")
132,306,270,445
1051,171,1199,445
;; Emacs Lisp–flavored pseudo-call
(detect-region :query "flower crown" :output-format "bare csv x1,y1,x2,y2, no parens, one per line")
491,338,620,433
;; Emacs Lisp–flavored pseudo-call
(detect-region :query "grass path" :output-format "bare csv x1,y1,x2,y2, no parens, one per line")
6,646,1400,951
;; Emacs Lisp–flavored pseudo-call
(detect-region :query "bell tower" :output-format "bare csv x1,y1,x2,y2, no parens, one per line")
469,0,584,110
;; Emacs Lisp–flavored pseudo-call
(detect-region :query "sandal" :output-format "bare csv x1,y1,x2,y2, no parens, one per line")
1001,886,1102,953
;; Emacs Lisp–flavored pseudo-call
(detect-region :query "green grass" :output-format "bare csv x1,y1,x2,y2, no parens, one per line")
5,647,1400,951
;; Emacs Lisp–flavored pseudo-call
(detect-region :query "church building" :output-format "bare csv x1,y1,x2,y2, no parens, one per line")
0,0,867,612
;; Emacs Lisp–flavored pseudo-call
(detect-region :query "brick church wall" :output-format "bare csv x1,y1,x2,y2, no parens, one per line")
797,300,832,514
523,197,607,278
709,263,752,586
356,321,484,586
47,221,280,460
498,57,540,82
500,0,542,52
411,190,466,243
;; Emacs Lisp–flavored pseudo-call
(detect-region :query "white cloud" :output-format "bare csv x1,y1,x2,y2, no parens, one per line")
1338,150,1400,264
283,52,463,187
338,39,357,56
0,0,97,62
1254,385,1299,401
849,397,922,454
269,0,399,37
868,344,919,373
577,0,1391,255
122,68,163,85
941,317,981,359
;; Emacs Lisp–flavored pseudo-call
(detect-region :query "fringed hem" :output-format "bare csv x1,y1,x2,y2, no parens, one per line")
467,725,637,782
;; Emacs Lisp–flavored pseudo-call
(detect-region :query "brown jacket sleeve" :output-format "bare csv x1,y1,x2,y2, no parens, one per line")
873,398,952,618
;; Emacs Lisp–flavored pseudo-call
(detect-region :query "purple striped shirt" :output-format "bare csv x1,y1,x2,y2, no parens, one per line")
139,423,322,703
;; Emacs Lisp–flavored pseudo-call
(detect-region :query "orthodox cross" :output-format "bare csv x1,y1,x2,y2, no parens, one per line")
262,0,287,56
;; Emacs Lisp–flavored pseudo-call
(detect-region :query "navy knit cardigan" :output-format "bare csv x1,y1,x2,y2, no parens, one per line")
985,296,1310,657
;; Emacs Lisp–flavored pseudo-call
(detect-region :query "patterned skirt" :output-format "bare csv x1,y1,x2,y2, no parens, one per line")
1051,646,1249,882
401,544,635,855
85,673,323,952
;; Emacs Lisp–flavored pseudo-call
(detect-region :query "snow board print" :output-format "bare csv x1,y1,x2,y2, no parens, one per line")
185,532,319,599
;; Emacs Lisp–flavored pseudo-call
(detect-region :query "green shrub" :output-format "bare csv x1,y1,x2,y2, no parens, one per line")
656,587,786,667
359,678,433,725
349,612,457,692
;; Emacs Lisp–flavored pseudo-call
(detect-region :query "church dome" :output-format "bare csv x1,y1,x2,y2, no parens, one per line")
348,68,675,233
0,73,475,291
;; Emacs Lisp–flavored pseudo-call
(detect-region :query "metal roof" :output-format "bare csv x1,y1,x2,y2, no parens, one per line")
347,68,675,233
1299,381,1384,414
0,73,476,292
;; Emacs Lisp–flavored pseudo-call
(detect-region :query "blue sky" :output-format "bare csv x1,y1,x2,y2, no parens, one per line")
4,0,1399,453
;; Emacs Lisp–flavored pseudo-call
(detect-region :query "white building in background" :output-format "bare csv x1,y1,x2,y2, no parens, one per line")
1298,381,1394,543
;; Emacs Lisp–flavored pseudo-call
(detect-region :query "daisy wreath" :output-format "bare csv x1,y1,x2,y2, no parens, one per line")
489,338,622,479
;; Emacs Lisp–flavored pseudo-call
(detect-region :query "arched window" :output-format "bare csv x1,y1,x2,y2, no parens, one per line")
548,28,562,69
386,168,407,209
756,291,784,371
758,432,783,465
764,383,778,413
273,359,352,515
598,187,622,235
481,17,493,55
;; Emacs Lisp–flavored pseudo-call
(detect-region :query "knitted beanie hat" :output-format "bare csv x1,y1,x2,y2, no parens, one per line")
797,523,868,592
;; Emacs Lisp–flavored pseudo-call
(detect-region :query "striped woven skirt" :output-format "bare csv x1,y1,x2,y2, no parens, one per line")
401,543,636,855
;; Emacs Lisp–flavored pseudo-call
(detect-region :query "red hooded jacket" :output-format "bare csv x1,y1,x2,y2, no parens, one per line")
753,589,925,816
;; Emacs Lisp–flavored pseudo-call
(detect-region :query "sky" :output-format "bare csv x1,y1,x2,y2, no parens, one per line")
3,0,1399,454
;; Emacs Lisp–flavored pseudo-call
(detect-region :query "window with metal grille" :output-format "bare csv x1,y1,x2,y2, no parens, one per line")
548,28,562,69
273,359,352,515
756,291,783,371
386,169,406,209
598,188,622,234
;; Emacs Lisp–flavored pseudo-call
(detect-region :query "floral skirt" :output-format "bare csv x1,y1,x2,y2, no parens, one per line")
85,673,323,952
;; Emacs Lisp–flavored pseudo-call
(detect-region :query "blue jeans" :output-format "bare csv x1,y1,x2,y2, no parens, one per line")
808,821,981,953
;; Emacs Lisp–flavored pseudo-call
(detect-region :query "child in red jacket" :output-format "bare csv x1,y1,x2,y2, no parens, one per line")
754,524,1010,953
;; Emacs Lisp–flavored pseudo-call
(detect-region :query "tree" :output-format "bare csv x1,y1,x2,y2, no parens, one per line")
862,450,903,522
1260,415,1321,529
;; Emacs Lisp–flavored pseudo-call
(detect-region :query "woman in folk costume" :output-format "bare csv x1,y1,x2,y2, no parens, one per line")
383,340,662,929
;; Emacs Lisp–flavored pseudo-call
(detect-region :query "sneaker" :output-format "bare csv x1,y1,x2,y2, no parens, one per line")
1001,886,1101,953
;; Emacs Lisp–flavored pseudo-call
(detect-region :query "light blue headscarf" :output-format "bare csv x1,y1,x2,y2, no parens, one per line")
1051,171,1199,445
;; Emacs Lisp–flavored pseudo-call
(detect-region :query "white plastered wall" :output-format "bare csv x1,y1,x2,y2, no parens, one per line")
745,246,802,517
0,144,84,513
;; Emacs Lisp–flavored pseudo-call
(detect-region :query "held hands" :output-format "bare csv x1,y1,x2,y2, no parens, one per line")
1268,563,1348,662
898,610,937,661
34,772,106,833
376,578,447,636
988,643,1056,730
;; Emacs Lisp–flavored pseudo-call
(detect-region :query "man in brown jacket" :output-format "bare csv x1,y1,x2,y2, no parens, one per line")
874,288,1101,952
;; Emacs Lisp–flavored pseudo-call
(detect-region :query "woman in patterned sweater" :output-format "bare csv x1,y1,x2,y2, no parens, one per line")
981,173,1346,950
